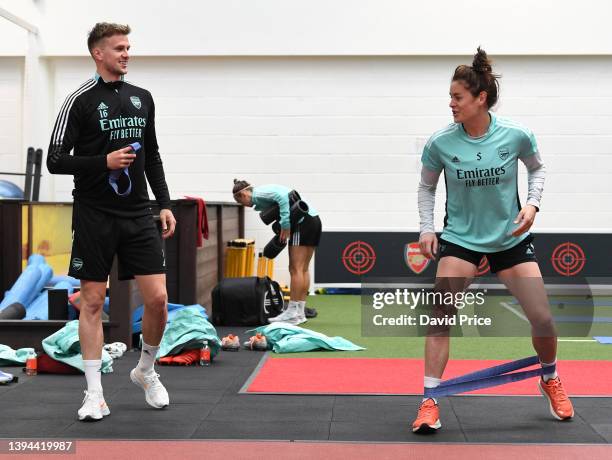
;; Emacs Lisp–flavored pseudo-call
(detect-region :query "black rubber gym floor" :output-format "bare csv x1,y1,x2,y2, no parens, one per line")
0,327,611,443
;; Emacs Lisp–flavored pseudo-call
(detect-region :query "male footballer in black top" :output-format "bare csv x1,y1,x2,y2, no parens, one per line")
47,23,176,421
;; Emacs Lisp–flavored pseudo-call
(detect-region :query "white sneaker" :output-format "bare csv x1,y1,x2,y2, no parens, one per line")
78,390,110,421
268,306,300,325
104,342,127,359
130,368,169,409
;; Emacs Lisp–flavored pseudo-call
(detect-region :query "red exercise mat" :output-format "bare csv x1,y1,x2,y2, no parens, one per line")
245,357,611,396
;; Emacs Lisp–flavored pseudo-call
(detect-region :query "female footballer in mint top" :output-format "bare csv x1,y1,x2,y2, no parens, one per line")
413,48,573,433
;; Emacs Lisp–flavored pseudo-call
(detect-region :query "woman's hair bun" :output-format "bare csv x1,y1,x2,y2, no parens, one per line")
472,46,493,73
232,179,251,195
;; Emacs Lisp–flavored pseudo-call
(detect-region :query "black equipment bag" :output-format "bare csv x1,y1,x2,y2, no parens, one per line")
212,276,284,326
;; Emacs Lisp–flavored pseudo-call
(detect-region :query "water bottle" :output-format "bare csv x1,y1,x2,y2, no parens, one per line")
25,352,37,376
199,341,211,367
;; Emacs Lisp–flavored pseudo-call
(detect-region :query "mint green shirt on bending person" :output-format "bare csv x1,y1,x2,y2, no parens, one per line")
421,113,538,253
252,184,318,230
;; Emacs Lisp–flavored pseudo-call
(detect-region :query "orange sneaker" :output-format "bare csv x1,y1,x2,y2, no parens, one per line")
538,377,574,420
172,349,200,366
412,398,441,433
221,334,240,351
243,333,268,351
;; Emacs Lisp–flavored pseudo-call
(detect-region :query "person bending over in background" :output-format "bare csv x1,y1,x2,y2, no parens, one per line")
413,47,573,433
232,180,322,325
47,22,176,421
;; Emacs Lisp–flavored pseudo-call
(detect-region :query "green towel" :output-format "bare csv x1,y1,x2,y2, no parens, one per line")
248,323,365,353
155,309,221,358
0,344,35,365
42,320,113,373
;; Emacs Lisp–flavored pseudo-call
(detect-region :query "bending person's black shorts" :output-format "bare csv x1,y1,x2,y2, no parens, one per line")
438,234,537,273
289,215,322,247
68,201,166,281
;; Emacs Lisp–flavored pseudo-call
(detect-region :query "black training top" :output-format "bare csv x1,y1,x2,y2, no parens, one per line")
47,74,171,217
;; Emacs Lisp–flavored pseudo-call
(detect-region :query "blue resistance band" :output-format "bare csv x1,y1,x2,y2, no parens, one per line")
109,142,141,196
424,355,555,398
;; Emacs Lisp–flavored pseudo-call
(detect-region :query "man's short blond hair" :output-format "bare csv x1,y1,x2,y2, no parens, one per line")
87,22,131,54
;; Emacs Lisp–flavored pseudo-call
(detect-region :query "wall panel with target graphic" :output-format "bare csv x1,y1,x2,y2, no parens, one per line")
315,231,612,284
341,241,377,275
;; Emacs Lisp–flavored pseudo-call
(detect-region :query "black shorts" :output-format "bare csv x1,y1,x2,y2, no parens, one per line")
438,235,537,273
68,201,166,281
290,215,322,247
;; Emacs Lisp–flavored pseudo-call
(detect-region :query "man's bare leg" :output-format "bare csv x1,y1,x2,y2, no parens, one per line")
129,274,170,409
78,280,111,421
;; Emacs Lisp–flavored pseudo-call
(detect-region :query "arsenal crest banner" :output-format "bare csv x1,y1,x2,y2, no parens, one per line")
314,231,612,284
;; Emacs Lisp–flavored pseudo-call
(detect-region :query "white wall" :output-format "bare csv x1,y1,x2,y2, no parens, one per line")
47,55,612,282
0,57,23,186
0,17,27,55
32,0,612,56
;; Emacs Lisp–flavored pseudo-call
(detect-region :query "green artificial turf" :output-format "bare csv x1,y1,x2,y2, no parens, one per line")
269,295,612,360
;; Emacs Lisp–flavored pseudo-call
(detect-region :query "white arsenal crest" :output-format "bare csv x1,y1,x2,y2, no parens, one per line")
404,242,430,274
130,96,142,109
